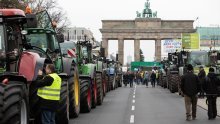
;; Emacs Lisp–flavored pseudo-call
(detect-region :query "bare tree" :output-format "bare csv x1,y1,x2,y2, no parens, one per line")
0,0,25,9
28,0,70,33
0,0,69,33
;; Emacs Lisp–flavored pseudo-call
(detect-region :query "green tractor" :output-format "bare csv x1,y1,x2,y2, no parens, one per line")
25,11,81,123
75,38,99,112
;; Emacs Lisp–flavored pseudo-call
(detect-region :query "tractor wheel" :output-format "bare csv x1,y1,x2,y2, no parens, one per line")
102,72,107,96
109,76,114,90
96,73,103,105
0,84,3,120
169,74,179,93
56,80,69,124
92,77,97,108
0,82,29,124
118,75,122,87
107,75,110,92
29,82,41,124
80,79,92,113
69,65,80,118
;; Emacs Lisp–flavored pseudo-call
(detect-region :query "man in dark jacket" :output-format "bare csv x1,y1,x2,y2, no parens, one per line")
181,64,200,121
198,66,206,97
36,64,61,124
203,67,220,120
150,71,156,88
128,71,134,87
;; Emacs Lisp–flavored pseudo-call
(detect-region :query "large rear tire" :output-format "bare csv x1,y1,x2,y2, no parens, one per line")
96,73,103,105
0,82,29,124
109,76,114,90
29,81,41,124
80,79,92,113
92,77,97,108
69,65,80,118
56,80,69,124
169,74,179,93
102,71,107,96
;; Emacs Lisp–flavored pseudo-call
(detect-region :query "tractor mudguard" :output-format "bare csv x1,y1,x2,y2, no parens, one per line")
0,75,27,84
81,64,96,79
96,61,103,73
58,73,68,80
62,57,76,76
18,51,46,82
79,75,91,79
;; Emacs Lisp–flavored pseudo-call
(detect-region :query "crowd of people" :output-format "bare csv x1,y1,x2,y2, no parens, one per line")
122,69,159,88
181,64,220,121
123,64,220,121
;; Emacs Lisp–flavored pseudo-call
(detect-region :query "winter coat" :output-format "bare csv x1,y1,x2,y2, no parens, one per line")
150,73,156,81
203,72,220,95
181,71,200,97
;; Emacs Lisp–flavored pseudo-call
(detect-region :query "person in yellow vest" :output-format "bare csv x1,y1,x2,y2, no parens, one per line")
36,64,61,124
156,70,159,86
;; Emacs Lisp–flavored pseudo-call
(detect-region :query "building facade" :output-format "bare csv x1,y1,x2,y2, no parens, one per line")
63,27,97,45
197,27,220,48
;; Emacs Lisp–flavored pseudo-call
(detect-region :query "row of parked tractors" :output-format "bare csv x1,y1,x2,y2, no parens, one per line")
158,49,220,95
0,9,122,124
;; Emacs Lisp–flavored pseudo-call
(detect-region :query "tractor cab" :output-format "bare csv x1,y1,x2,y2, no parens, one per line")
0,9,26,73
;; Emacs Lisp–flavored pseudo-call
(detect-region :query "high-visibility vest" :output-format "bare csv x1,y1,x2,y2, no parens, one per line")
37,73,62,101
156,72,159,78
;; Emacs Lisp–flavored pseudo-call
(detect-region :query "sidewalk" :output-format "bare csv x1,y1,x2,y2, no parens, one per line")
197,98,220,116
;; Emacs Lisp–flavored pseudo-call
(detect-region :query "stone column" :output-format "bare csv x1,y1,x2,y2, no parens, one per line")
155,39,161,61
118,38,124,65
102,38,108,57
134,39,140,61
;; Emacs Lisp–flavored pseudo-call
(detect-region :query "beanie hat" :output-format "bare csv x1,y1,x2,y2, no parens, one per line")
187,64,193,71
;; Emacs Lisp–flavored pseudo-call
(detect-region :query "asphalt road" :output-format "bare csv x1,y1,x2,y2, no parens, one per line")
70,84,220,124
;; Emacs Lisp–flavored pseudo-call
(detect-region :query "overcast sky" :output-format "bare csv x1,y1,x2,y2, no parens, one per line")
57,0,220,63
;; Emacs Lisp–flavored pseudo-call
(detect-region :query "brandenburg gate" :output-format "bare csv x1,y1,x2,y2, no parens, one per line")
100,0,196,64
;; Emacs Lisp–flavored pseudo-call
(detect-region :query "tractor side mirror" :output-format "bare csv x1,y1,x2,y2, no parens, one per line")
57,33,64,43
26,14,37,28
54,49,60,53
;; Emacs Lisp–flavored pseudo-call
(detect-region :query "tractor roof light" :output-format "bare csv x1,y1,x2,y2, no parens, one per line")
25,6,32,14
0,9,25,17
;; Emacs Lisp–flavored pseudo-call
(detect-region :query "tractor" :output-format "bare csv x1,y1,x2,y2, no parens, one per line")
166,52,181,93
60,40,106,108
75,37,99,112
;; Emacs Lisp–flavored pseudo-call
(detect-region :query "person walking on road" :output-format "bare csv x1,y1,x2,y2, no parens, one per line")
203,67,220,120
150,71,156,88
123,72,129,87
181,64,200,121
128,71,134,87
198,66,206,97
144,71,149,88
36,64,62,124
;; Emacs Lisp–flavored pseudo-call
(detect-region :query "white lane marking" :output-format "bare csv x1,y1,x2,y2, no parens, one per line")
131,106,135,111
130,115,134,123
133,95,135,98
132,99,135,103
133,92,135,95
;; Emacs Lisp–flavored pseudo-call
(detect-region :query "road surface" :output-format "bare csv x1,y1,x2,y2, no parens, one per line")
70,84,220,124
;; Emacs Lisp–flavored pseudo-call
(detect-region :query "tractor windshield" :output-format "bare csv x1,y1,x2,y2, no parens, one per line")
26,29,59,51
188,51,209,66
0,25,6,72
